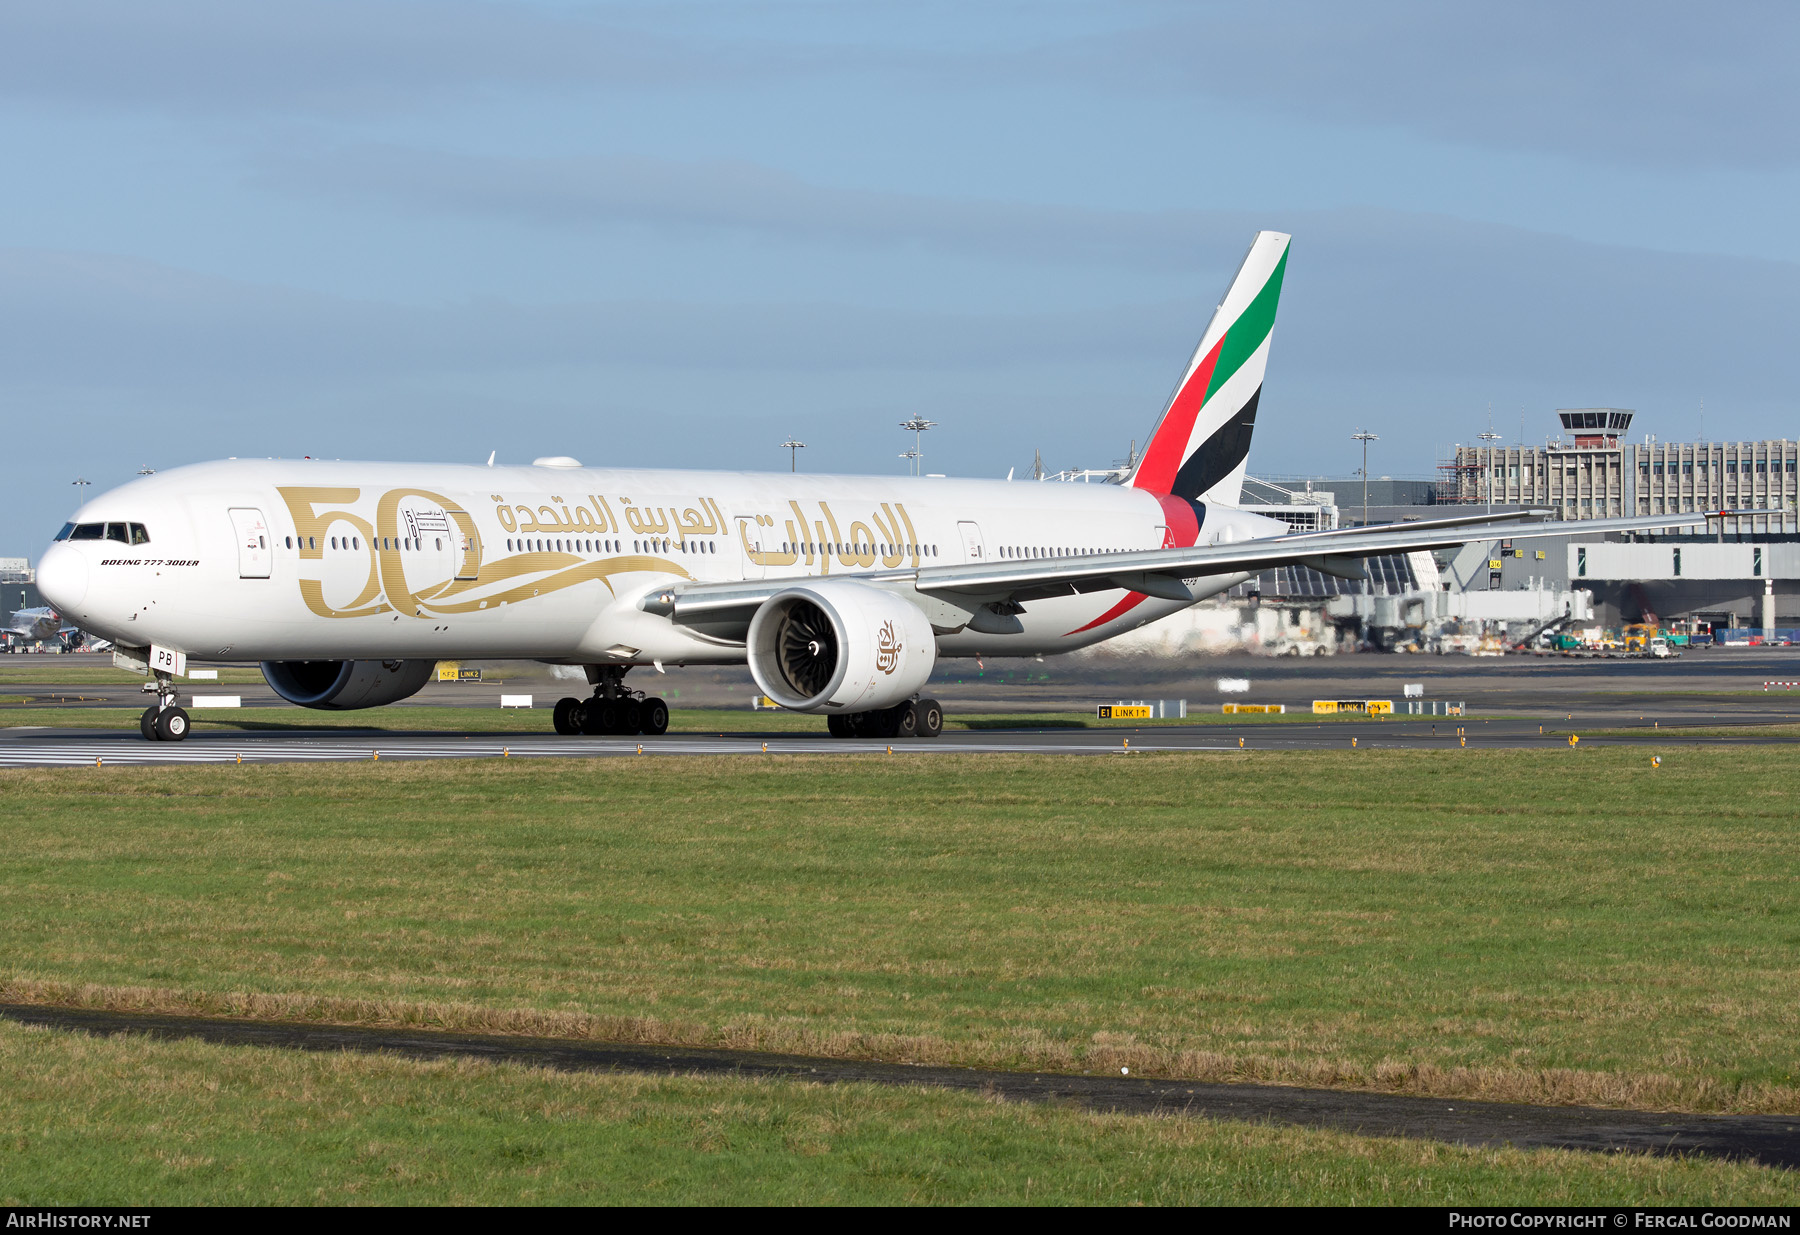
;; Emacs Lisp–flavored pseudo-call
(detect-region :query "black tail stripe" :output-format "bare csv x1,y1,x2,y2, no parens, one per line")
1169,385,1261,501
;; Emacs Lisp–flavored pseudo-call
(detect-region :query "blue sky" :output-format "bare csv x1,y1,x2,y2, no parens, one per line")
3,0,1797,549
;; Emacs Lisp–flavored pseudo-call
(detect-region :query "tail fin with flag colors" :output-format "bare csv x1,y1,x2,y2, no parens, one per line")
1128,231,1289,507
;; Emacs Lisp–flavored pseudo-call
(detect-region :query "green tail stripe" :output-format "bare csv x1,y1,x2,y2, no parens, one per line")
1203,247,1288,405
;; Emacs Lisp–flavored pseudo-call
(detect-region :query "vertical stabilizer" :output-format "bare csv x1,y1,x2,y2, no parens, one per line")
1127,231,1289,507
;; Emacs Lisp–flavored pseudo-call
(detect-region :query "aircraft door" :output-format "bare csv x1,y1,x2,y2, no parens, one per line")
736,516,766,580
403,504,455,589
229,508,272,579
956,520,987,564
447,513,481,581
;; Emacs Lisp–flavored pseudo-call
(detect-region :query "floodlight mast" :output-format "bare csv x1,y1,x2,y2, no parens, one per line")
898,417,936,476
779,437,805,472
1478,428,1502,512
1351,430,1378,527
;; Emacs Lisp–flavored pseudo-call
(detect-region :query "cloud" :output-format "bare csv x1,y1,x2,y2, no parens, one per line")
5,185,1799,411
7,1,1791,171
254,145,1800,398
0,0,746,112
255,144,1256,270
1056,0,1800,170
0,248,1179,389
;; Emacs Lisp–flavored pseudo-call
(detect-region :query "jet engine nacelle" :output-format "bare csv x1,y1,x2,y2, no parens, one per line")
261,659,439,710
747,581,935,713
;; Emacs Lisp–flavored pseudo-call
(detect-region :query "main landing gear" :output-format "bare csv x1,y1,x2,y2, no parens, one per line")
138,670,190,742
552,666,669,737
827,698,943,740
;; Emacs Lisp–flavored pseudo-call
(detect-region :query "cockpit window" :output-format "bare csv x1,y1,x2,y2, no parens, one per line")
61,521,150,544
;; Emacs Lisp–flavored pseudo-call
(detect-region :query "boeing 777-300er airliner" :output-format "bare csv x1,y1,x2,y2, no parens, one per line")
36,232,1720,741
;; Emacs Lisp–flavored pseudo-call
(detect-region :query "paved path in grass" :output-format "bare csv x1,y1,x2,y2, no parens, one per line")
3,1003,1794,1169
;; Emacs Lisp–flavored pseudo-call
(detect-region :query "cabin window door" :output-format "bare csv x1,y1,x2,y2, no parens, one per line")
956,521,986,563
228,507,272,578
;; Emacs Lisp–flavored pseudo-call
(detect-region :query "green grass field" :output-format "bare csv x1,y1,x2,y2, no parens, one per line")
3,748,1796,1117
0,1020,1787,1205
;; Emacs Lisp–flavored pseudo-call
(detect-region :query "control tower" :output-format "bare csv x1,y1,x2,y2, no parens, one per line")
1558,408,1633,449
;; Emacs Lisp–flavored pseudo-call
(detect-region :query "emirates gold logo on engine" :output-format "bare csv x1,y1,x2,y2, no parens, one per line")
875,620,902,675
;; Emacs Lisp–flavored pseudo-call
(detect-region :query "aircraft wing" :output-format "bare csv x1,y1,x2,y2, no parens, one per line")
643,510,1736,633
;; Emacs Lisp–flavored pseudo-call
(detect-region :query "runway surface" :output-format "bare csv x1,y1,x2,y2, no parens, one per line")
12,647,1800,724
3,1004,1793,1169
2,714,1793,767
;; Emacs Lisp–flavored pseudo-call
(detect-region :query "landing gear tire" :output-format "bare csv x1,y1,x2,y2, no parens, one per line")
639,696,669,736
553,696,583,735
916,698,944,738
585,699,628,735
893,702,919,739
827,713,855,738
140,706,160,741
618,698,642,735
154,706,190,742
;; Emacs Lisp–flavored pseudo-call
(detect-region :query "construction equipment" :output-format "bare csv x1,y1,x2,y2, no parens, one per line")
1511,608,1575,652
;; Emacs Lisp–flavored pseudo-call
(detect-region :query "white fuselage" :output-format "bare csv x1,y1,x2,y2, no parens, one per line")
36,459,1288,665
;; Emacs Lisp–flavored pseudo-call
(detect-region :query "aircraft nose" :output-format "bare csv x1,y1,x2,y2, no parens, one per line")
36,543,87,611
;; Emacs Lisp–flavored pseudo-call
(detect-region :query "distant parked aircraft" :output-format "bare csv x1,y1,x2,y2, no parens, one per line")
0,606,84,651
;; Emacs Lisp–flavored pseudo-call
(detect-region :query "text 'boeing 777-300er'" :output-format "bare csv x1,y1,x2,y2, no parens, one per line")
35,232,1727,741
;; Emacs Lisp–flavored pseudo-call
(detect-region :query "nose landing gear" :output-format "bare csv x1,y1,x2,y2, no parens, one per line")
139,670,190,742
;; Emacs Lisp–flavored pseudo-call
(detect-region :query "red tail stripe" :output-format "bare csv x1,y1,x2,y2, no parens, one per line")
1131,334,1225,494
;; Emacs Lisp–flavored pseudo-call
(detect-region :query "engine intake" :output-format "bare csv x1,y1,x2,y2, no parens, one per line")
747,581,935,713
261,659,438,710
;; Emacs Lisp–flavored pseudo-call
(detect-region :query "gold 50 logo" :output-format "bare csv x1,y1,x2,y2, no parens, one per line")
875,620,902,675
277,485,688,620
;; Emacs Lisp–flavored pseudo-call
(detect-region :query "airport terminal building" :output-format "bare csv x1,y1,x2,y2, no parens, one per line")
1236,410,1800,641
1438,409,1798,537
